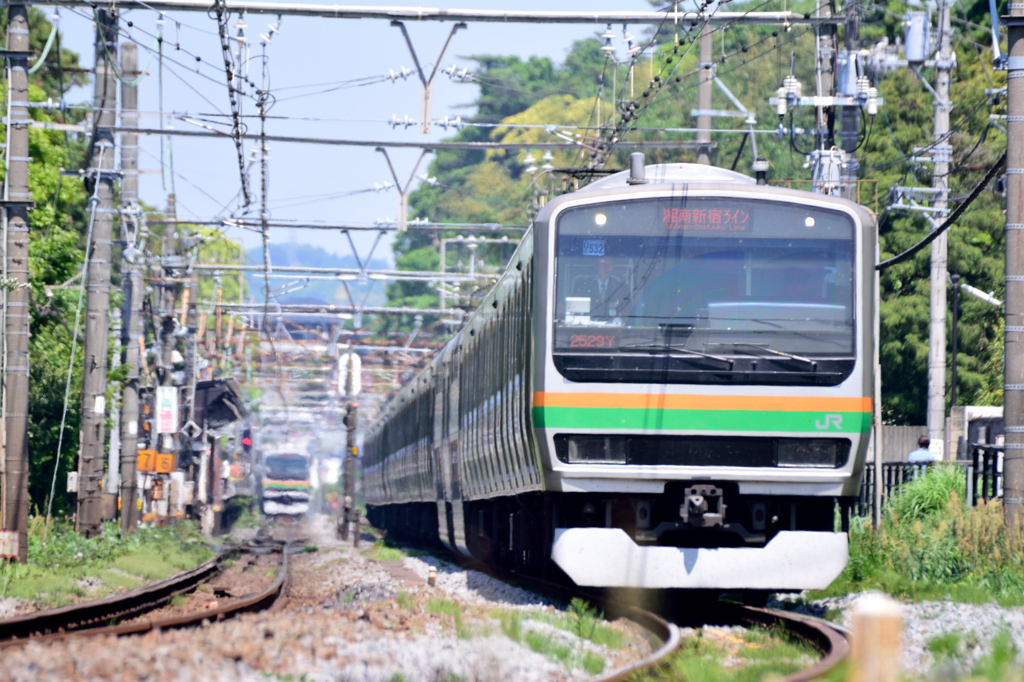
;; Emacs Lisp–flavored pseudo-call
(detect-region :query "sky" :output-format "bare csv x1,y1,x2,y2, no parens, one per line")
55,0,657,267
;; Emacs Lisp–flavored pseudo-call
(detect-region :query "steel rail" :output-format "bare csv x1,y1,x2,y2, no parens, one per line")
592,606,680,682
0,550,228,644
0,541,290,650
732,604,850,682
386,536,848,681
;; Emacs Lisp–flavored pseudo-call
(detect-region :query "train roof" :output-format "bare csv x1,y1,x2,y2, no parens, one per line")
581,163,756,192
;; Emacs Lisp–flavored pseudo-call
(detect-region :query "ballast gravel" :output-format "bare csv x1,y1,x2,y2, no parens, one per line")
0,514,648,682
772,592,1024,677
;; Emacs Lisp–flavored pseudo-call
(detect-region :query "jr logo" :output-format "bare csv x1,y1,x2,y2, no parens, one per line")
815,414,843,430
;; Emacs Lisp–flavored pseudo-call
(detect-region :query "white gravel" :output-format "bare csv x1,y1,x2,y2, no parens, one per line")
772,591,1024,677
402,556,552,608
0,597,21,619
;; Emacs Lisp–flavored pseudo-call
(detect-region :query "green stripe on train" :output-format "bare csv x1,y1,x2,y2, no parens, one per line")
532,407,871,433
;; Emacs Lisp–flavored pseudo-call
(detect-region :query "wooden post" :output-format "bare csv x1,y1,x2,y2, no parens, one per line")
850,593,903,682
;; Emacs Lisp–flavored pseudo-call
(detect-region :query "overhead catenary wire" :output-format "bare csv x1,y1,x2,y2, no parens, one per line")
214,0,252,208
876,151,1006,271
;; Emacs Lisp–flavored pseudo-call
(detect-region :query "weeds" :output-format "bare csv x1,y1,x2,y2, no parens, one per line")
0,517,212,604
170,594,187,607
494,605,609,674
818,464,1024,605
371,539,408,562
395,591,415,610
971,629,1020,681
232,506,263,530
300,545,319,554
631,627,816,682
426,598,472,638
568,597,599,641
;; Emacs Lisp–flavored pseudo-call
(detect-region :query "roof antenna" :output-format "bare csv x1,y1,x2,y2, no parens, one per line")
628,152,647,185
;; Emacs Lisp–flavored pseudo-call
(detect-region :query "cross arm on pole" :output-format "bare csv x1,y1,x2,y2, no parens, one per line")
390,20,466,133
376,147,430,230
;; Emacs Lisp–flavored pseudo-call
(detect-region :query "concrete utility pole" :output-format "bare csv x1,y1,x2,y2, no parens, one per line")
817,1,835,153
2,1,33,562
1004,6,1024,527
342,400,358,544
840,4,860,203
927,0,953,460
118,41,142,534
77,9,118,537
159,195,179,475
696,24,712,166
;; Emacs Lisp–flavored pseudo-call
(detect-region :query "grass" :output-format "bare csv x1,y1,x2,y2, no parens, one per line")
924,628,1024,682
300,545,319,554
813,464,1024,606
0,517,212,606
426,598,473,639
170,594,187,607
395,591,415,610
631,627,817,682
492,600,624,651
230,503,264,530
365,537,431,562
495,604,609,674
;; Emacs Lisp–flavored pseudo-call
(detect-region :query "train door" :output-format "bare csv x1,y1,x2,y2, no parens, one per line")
434,362,451,549
448,352,471,555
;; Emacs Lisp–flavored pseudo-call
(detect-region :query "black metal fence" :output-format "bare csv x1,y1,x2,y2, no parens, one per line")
855,444,1003,519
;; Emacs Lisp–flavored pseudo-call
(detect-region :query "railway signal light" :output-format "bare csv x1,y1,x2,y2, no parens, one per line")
241,429,252,453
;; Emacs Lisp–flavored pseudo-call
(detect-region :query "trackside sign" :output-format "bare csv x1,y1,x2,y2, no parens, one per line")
0,530,18,559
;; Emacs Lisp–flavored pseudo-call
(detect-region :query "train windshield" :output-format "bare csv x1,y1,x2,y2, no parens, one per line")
265,455,309,479
554,197,856,360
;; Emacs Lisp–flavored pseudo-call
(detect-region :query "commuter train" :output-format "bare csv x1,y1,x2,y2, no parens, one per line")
363,159,875,592
260,451,312,516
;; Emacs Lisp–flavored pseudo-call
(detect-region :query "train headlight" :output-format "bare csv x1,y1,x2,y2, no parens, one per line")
594,213,607,226
776,439,849,468
564,436,627,464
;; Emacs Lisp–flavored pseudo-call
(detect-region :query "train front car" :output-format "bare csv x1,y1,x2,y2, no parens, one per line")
260,452,312,516
536,164,875,591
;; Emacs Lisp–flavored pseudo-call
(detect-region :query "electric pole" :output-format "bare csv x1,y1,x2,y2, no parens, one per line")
343,400,358,544
158,195,179,485
927,0,953,460
1004,4,1024,527
119,41,142,535
2,1,33,561
696,23,712,166
840,3,860,203
77,9,118,537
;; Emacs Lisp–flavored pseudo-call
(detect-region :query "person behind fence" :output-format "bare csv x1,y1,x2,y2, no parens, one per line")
908,435,936,462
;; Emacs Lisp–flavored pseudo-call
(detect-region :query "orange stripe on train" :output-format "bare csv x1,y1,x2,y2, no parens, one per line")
533,392,872,413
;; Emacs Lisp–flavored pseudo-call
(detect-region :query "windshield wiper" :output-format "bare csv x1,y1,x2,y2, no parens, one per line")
708,343,818,370
618,343,734,368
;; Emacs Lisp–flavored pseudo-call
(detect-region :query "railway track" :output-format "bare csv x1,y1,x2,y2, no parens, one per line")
0,525,294,651
418,539,850,681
